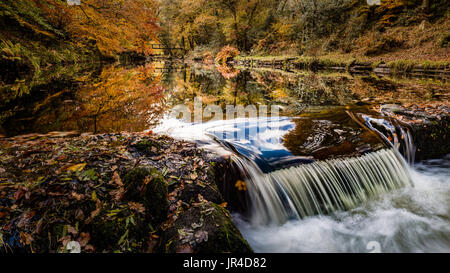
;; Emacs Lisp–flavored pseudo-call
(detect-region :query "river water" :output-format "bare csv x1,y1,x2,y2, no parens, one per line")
1,61,449,252
234,155,450,253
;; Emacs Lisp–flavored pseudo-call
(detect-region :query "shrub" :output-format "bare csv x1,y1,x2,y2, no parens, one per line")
215,45,240,65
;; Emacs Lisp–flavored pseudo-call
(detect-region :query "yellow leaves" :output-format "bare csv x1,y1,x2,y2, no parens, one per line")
271,88,288,100
67,163,87,172
91,191,97,202
235,180,247,191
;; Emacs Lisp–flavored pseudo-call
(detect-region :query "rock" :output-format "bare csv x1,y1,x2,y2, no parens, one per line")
0,132,251,253
162,201,252,253
47,131,80,138
179,183,224,205
380,104,406,114
378,103,450,161
123,167,169,225
132,139,161,156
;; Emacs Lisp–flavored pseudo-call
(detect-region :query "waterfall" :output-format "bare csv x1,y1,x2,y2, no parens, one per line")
156,115,416,226
348,112,416,164
233,149,413,225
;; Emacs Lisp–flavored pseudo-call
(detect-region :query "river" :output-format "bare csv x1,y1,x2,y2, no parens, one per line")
1,60,449,252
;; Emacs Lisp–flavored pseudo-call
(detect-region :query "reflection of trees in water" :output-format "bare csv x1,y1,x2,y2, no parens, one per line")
250,71,356,106
35,64,165,134
162,68,279,120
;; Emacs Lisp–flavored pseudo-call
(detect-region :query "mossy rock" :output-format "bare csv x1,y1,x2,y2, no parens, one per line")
89,208,149,252
132,139,161,156
123,167,169,225
162,202,253,253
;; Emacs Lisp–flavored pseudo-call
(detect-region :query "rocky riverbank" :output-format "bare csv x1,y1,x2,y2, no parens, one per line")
0,132,251,253
233,56,450,78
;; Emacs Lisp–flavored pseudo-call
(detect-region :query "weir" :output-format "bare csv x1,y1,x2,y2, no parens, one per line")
232,148,413,225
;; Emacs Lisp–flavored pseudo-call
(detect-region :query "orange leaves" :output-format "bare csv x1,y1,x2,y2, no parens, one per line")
128,202,146,215
235,180,247,191
65,0,160,56
70,64,165,133
215,45,240,65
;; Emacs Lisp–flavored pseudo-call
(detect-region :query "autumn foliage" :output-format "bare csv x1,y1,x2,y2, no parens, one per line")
1,0,160,59
215,45,240,65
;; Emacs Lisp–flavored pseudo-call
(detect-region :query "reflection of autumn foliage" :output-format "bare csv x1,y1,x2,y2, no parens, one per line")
216,65,240,79
34,64,166,133
75,64,165,133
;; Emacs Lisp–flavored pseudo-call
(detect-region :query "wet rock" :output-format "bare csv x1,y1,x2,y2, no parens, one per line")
161,201,252,253
179,183,223,205
379,103,450,161
284,110,387,161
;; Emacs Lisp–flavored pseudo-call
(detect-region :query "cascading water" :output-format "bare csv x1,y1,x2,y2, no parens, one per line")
155,113,449,252
233,148,413,225
348,112,417,164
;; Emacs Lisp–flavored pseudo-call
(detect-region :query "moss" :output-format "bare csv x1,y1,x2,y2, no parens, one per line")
162,202,253,253
132,139,161,156
204,203,252,253
123,167,169,225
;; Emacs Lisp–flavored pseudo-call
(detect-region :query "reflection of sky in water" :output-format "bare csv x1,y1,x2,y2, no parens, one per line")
155,117,313,172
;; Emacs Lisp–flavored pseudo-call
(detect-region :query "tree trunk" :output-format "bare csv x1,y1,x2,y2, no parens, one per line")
422,0,430,13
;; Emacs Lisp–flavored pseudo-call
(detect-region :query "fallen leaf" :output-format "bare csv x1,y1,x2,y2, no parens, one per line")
67,163,87,172
20,232,34,245
79,232,90,247
75,209,85,220
109,171,123,187
67,225,78,235
14,187,26,200
84,245,95,252
176,244,194,253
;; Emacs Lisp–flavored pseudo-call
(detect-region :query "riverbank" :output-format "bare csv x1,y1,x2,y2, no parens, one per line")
233,55,450,77
0,132,251,253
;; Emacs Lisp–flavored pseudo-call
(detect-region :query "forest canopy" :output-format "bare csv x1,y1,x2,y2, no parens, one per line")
157,0,449,55
0,0,160,60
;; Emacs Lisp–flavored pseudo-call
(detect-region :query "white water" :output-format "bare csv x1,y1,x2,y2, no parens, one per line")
235,155,450,253
234,149,413,225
